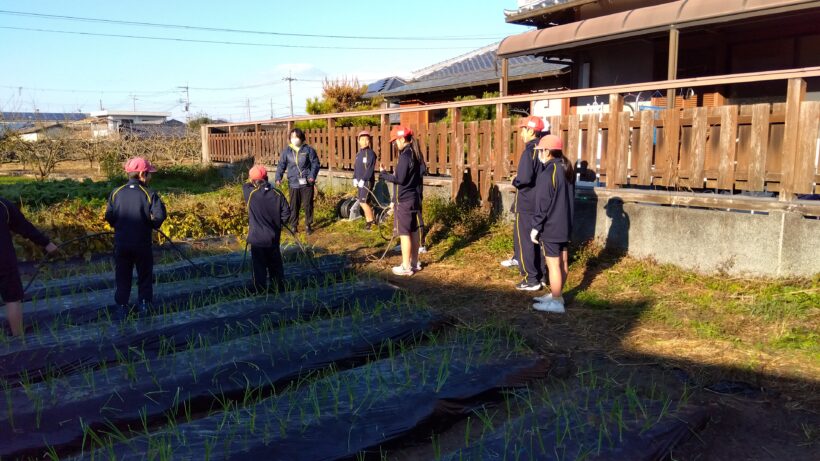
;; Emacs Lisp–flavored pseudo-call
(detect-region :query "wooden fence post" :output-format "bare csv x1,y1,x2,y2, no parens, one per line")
451,107,463,200
254,123,261,164
200,125,211,164
606,93,624,189
327,117,336,173
780,77,806,200
379,113,390,168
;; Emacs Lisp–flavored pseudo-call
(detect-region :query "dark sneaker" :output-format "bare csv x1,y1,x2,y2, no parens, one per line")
515,280,542,291
364,221,373,231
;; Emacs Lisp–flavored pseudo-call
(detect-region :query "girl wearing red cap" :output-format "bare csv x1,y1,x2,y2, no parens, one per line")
244,165,291,293
380,126,423,276
530,135,575,313
353,131,377,230
105,157,167,316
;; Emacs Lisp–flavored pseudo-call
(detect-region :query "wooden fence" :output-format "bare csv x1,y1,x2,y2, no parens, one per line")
205,72,820,203
207,101,819,200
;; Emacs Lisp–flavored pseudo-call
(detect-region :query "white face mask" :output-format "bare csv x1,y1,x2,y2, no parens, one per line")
291,138,302,147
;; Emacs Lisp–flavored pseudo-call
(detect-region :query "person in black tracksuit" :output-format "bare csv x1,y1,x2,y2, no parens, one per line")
105,158,166,314
275,128,320,235
353,131,377,230
531,135,575,313
380,126,423,276
244,165,291,293
0,197,57,335
512,117,547,291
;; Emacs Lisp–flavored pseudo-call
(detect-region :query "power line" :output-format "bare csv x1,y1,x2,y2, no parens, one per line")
0,84,176,95
188,81,284,91
0,9,505,41
0,25,479,50
0,81,286,94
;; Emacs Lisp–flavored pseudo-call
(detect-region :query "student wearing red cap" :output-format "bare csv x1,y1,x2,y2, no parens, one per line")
353,130,377,230
380,126,423,276
530,135,575,313
0,198,58,335
105,157,167,315
275,128,320,235
244,165,291,293
511,116,547,291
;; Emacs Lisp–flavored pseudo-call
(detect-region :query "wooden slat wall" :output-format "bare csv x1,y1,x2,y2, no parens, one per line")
207,101,818,199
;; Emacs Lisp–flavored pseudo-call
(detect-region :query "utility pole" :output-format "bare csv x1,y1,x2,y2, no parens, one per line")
177,84,190,121
283,71,296,117
130,94,137,111
99,99,103,110
270,98,275,119
246,98,251,120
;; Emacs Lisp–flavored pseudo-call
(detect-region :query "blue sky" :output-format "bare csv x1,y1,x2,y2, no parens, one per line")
0,1,528,121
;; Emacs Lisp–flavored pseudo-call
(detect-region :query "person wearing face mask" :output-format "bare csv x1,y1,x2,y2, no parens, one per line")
275,128,321,235
352,130,378,230
379,126,423,276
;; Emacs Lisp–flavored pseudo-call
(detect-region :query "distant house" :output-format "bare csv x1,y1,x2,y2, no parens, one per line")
362,77,407,100
89,110,172,138
118,119,189,139
367,42,568,125
362,77,407,124
16,122,71,142
0,111,88,136
1,111,188,141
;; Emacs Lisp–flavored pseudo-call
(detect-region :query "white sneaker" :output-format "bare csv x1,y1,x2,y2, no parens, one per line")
533,298,565,313
532,293,554,302
500,258,520,268
418,246,427,254
392,265,414,276
413,262,422,272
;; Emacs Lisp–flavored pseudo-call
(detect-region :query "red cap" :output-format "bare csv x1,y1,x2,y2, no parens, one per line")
248,165,268,181
537,134,563,151
389,125,413,142
124,157,157,173
518,116,545,133
357,130,372,138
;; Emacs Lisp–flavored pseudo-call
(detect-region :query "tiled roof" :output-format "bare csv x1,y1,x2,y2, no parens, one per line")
382,43,567,98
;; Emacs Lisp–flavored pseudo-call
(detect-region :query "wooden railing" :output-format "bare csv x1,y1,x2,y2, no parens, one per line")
204,68,820,203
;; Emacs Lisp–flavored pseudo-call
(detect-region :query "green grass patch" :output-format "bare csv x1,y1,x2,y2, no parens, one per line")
0,165,228,208
690,320,727,340
770,328,820,354
482,227,513,258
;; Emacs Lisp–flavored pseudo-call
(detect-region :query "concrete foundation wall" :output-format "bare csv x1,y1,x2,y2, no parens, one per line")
498,183,820,277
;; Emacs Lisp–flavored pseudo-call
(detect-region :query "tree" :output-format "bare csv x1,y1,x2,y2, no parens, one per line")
440,91,500,123
298,78,384,129
188,113,223,132
6,128,72,181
